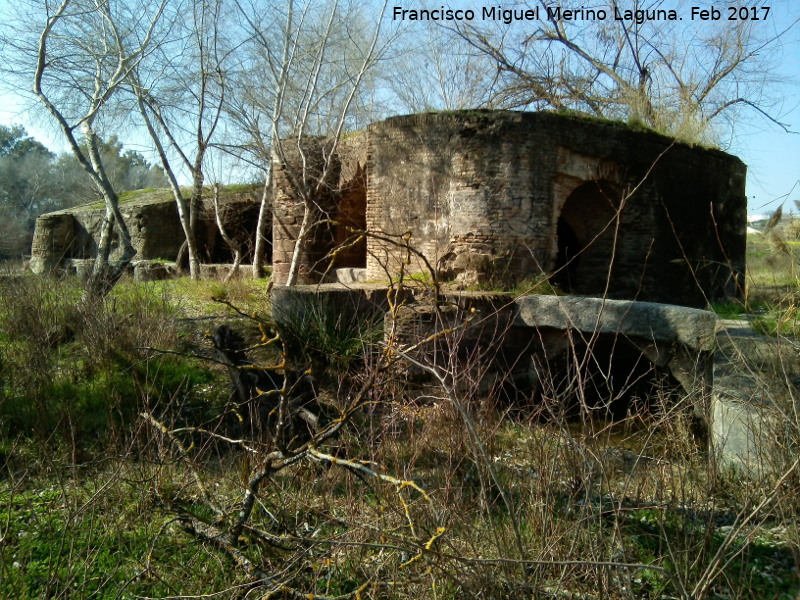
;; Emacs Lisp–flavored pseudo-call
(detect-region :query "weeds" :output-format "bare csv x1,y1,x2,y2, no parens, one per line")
1,240,800,599
0,275,220,444
711,233,800,337
272,291,382,375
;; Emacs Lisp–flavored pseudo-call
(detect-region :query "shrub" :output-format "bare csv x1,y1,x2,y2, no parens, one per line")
272,292,382,375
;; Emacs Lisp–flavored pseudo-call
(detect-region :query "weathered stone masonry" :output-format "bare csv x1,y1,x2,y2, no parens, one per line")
271,135,368,284
30,186,264,277
273,110,747,308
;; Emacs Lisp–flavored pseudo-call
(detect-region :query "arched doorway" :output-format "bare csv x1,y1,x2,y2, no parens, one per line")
332,165,367,269
553,180,621,294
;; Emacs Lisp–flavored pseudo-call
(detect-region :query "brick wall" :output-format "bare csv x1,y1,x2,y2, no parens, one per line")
271,111,745,306
363,111,746,306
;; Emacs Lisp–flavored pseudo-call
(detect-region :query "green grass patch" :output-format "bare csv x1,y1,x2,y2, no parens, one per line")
0,467,256,600
711,299,747,319
0,276,228,441
77,183,263,210
130,276,270,318
272,291,382,374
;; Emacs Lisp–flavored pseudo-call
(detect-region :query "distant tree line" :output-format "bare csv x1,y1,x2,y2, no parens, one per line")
0,124,167,259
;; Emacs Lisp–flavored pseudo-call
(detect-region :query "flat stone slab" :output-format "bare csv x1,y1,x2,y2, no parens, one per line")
514,295,717,350
712,319,800,473
270,283,405,324
335,268,369,284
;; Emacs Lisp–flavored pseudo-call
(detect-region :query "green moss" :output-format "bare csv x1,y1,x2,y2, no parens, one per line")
551,107,672,137
423,108,502,118
339,128,365,140
118,187,166,202
69,183,261,211
80,187,171,210
463,272,563,296
711,299,746,319
214,182,262,194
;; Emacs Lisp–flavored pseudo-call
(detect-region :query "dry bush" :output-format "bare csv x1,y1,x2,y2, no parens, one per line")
7,221,798,598
125,277,799,599
782,219,800,241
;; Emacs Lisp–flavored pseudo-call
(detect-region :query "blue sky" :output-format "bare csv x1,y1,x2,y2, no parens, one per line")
1,1,798,216
726,2,800,218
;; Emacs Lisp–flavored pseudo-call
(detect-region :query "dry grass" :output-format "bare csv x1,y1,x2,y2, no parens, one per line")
2,260,800,599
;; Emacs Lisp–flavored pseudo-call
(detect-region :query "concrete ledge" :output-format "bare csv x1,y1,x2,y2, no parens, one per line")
514,295,718,351
270,283,406,326
712,321,800,474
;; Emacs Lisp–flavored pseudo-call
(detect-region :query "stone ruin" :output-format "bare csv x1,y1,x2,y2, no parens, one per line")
31,110,774,471
30,185,264,280
272,110,771,472
31,110,747,299
272,110,746,308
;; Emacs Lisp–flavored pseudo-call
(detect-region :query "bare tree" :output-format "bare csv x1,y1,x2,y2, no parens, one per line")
456,0,796,141
126,0,234,279
232,0,392,284
17,0,167,296
224,2,288,278
385,22,497,113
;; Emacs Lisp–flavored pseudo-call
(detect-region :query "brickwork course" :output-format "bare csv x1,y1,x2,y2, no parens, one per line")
273,110,746,307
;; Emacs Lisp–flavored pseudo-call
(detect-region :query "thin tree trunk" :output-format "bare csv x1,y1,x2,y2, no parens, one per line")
135,91,201,279
84,125,136,297
88,206,115,296
251,174,271,278
284,201,313,286
189,152,206,264
212,183,242,282
176,165,205,273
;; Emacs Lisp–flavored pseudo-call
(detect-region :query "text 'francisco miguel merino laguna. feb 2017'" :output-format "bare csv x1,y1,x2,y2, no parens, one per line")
392,5,772,25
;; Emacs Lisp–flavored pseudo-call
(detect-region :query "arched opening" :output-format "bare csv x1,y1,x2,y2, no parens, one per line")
200,201,265,264
553,219,580,292
332,165,367,269
537,335,683,423
553,180,621,295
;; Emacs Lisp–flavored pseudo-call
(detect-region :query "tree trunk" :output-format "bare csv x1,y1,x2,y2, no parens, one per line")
189,151,206,270
212,183,243,282
136,93,201,279
84,125,136,298
251,174,271,278
284,200,313,287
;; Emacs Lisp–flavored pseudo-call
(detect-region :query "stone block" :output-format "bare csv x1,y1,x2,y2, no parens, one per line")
133,260,178,282
336,268,368,284
712,320,800,474
513,295,718,350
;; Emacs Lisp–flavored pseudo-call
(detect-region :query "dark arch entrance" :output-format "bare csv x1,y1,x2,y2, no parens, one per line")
538,335,684,423
332,165,367,269
553,180,620,295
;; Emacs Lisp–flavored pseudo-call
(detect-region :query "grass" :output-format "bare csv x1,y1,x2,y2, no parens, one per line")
2,410,797,599
0,275,228,444
744,235,799,303
120,275,270,318
0,462,258,600
76,183,263,210
1,245,799,599
272,290,382,374
708,235,800,337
